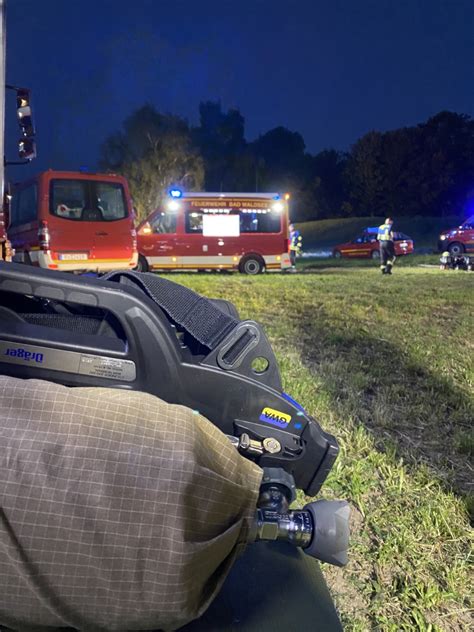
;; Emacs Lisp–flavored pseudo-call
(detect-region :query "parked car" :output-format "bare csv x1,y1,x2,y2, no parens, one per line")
332,228,414,259
438,215,474,256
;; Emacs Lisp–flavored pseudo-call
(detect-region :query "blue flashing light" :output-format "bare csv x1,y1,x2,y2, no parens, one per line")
170,189,183,198
273,195,280,200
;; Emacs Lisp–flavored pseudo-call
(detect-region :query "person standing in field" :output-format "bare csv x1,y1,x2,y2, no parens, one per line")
289,224,303,269
377,217,396,274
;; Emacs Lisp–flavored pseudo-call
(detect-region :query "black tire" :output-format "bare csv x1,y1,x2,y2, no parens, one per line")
135,254,149,273
333,250,342,259
448,242,465,257
371,249,380,260
239,255,264,275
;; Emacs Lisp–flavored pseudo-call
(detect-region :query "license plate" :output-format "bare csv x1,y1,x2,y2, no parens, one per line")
58,253,89,261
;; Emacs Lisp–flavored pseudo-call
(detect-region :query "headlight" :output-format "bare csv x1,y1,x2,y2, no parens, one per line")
440,235,447,240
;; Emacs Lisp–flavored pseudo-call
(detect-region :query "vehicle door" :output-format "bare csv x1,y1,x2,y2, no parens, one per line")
181,208,243,268
179,208,214,268
48,178,98,263
461,220,474,252
92,180,134,264
138,209,180,267
345,234,372,257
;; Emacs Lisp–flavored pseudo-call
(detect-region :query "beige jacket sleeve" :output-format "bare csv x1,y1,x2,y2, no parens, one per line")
0,376,262,631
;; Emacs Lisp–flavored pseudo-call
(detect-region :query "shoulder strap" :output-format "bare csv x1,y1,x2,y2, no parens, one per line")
102,271,239,350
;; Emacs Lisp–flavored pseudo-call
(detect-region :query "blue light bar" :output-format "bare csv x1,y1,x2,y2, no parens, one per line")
170,189,183,198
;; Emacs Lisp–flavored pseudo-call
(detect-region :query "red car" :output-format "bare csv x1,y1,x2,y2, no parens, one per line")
438,215,474,255
332,229,414,259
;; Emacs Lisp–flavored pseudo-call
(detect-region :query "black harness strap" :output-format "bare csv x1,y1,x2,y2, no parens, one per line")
102,271,239,350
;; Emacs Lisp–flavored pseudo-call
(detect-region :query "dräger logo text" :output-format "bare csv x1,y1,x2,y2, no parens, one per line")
4,348,44,363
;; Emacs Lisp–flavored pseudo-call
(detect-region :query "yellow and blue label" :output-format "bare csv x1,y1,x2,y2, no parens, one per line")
260,407,291,429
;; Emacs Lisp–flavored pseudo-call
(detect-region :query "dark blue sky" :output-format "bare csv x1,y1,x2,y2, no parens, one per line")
5,0,474,179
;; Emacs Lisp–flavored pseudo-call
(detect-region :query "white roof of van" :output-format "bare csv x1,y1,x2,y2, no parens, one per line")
182,192,281,199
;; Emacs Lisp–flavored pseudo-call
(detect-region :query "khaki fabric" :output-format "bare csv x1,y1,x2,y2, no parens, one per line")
0,376,262,631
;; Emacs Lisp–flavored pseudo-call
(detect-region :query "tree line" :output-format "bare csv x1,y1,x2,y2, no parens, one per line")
99,102,474,222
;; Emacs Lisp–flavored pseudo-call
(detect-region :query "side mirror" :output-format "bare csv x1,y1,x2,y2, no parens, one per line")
18,137,36,161
12,87,36,162
6,85,37,164
16,89,35,137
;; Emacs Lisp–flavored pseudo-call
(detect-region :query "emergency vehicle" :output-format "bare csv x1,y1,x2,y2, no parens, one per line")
332,228,414,259
9,170,138,273
438,215,474,255
136,191,292,274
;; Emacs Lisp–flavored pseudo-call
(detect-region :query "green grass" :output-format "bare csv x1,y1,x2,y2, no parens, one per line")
298,253,440,270
170,267,473,632
296,216,464,251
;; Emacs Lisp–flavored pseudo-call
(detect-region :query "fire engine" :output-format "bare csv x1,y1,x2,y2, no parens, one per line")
137,191,292,274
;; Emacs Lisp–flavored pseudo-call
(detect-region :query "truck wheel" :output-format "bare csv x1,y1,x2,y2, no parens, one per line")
239,255,264,275
135,255,149,273
448,242,465,257
333,250,342,259
371,249,380,260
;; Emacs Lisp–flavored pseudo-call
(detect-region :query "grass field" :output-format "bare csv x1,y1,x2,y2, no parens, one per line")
172,263,473,631
296,216,464,251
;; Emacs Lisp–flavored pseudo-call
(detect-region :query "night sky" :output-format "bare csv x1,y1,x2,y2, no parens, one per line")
5,0,474,180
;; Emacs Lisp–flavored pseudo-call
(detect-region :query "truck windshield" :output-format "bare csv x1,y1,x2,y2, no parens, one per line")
50,179,127,221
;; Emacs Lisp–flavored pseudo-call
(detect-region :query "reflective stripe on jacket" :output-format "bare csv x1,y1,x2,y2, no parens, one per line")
377,224,393,241
290,231,302,251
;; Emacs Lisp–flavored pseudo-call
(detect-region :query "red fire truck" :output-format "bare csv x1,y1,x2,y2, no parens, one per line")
136,191,292,274
9,170,138,273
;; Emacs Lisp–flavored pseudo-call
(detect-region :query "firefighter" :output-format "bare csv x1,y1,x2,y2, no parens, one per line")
289,223,303,268
377,217,396,274
439,251,452,270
